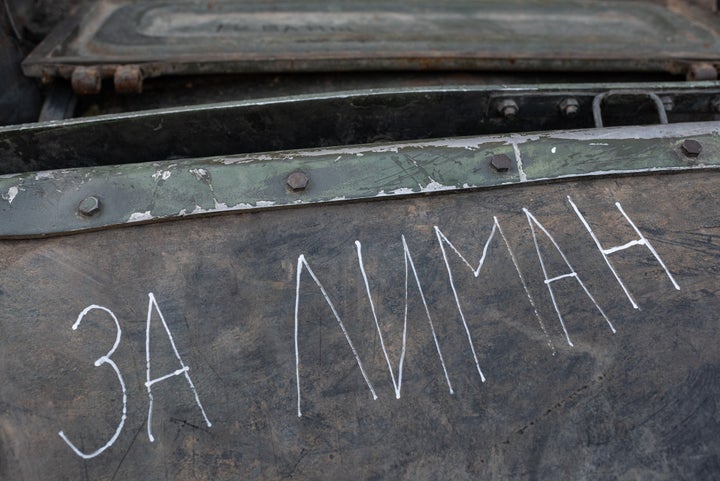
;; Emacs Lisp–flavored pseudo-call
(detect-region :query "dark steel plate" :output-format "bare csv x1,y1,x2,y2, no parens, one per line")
1,170,719,479
22,0,720,80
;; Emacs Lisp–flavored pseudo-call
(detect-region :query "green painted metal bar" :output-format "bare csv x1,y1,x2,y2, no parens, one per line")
0,121,718,238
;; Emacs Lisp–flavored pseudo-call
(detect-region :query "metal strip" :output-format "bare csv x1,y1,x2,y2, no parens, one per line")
0,121,718,238
1,82,720,175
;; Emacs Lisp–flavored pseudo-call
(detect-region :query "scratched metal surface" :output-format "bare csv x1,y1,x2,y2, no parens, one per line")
22,0,720,79
0,171,719,480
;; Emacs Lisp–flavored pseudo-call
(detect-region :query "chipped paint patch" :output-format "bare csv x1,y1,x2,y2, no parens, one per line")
424,180,452,191
189,168,210,181
128,211,153,222
389,187,415,195
3,186,19,204
34,171,55,180
152,170,172,182
256,200,276,207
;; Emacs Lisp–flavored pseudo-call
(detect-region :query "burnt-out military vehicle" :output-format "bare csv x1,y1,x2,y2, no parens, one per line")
1,1,720,479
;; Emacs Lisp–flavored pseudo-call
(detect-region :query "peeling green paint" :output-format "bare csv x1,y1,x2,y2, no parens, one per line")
0,121,718,238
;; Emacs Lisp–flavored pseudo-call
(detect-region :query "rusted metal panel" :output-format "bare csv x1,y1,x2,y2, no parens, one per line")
0,170,719,479
21,0,720,89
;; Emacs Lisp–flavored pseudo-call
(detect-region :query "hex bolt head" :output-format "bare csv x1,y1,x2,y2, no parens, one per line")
497,99,519,119
559,98,580,118
286,171,309,191
78,196,101,216
681,139,702,158
489,153,512,172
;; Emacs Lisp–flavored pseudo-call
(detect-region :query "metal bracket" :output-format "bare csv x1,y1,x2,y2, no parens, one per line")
592,90,668,128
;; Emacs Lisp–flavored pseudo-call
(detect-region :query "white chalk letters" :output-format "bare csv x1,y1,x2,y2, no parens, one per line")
523,208,616,347
293,199,681,415
57,194,681,457
58,305,127,459
145,293,211,442
59,294,210,458
294,253,378,417
567,196,680,309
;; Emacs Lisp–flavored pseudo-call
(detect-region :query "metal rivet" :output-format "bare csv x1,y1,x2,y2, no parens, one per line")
497,99,518,119
489,154,512,172
559,98,580,118
78,196,101,216
286,172,309,191
681,139,702,158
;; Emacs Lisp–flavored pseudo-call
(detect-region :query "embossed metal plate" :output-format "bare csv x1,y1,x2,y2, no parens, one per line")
22,0,720,80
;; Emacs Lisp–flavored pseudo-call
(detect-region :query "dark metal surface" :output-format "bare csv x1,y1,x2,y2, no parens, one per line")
21,0,720,88
37,82,77,122
0,5,41,125
1,82,720,175
1,121,718,238
0,170,719,479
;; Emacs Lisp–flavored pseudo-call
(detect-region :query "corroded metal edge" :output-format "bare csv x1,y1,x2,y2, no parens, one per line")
0,121,717,239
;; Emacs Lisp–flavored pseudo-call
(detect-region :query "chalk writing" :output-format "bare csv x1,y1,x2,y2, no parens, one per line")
523,208,616,347
568,196,680,310
434,216,557,380
295,254,378,417
58,305,127,459
52,194,684,460
59,294,211,459
355,236,454,399
145,293,211,441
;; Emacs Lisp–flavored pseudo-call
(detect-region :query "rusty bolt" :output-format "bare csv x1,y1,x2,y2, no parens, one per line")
114,65,144,94
559,98,580,118
78,196,101,216
489,154,512,172
497,99,519,119
71,67,102,95
286,172,309,191
681,139,702,158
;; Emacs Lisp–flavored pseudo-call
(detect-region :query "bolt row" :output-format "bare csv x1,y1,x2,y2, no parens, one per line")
74,139,705,217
